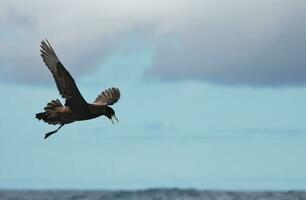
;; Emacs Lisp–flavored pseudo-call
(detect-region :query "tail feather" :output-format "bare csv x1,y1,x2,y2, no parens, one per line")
36,112,46,120
44,99,62,111
36,99,63,125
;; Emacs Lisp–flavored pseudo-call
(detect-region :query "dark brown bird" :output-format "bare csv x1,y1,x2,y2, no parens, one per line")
36,40,120,139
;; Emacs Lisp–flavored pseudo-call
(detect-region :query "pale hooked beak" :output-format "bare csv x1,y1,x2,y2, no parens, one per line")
110,115,119,124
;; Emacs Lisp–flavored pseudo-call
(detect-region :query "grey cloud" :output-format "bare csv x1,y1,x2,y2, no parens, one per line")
143,122,175,132
146,1,306,86
213,128,306,135
1,0,306,87
0,0,156,84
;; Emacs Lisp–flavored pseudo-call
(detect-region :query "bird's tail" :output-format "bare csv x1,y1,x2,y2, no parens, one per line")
36,99,63,125
36,112,46,120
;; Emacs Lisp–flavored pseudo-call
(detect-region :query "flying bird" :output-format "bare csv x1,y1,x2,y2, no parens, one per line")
36,40,120,139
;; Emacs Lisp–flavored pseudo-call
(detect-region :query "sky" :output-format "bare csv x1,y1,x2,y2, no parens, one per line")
1,0,306,190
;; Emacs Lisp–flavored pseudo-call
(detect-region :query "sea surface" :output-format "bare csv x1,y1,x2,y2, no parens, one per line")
1,189,306,200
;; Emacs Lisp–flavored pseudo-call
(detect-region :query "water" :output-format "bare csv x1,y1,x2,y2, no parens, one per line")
1,189,306,200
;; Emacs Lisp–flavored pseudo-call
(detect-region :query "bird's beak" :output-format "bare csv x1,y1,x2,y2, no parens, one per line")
110,115,119,124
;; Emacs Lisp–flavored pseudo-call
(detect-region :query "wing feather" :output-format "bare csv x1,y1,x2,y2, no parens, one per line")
40,40,88,112
94,87,120,105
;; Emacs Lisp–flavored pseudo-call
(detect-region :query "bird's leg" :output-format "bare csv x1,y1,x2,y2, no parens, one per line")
44,124,64,139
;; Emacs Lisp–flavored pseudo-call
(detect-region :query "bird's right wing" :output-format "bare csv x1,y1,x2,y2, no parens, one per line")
94,87,121,105
40,40,88,112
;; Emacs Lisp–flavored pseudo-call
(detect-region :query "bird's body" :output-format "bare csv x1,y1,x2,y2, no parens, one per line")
36,40,120,139
37,100,114,124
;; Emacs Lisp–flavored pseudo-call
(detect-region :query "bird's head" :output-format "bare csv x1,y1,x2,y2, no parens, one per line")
105,106,119,124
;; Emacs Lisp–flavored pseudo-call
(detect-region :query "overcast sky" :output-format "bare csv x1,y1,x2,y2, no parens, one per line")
1,0,306,190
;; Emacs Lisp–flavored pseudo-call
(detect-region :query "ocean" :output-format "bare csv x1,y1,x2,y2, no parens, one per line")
1,189,306,200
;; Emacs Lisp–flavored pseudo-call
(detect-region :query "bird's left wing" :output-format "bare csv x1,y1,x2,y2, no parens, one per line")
94,87,120,105
40,40,88,113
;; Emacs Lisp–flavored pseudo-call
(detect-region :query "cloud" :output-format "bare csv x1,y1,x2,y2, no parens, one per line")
143,122,175,132
1,0,306,86
146,1,306,86
0,0,157,84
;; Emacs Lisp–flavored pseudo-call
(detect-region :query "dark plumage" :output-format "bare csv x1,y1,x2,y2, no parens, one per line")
36,40,120,139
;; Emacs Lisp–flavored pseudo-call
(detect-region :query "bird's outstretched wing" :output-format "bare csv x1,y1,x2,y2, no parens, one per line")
94,87,120,105
40,40,88,112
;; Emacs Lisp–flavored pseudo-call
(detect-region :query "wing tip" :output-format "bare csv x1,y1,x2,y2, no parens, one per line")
40,39,53,50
